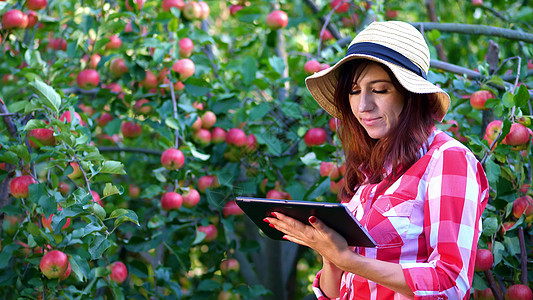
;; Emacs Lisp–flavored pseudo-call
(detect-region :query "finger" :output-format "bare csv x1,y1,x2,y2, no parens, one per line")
282,235,310,248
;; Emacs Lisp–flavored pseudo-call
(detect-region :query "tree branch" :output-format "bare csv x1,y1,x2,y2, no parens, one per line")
411,22,533,43
302,0,342,41
424,0,448,62
97,146,162,156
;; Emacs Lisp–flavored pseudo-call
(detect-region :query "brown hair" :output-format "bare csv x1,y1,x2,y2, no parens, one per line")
334,60,437,200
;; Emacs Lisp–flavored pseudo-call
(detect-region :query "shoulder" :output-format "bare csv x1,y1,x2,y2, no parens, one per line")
428,130,475,157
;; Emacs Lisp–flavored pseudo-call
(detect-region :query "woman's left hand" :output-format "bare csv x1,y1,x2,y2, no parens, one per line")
265,212,351,266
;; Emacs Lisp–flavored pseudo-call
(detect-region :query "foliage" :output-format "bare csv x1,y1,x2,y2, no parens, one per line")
0,0,531,299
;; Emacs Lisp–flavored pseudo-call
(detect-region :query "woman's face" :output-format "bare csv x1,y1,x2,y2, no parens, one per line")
348,62,405,139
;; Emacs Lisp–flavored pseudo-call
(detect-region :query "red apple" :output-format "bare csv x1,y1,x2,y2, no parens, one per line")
10,175,37,198
320,63,331,71
129,184,140,198
97,112,114,127
226,128,247,147
121,121,142,138
161,192,183,211
60,111,85,126
304,128,327,146
26,0,47,10
197,175,219,193
486,120,503,141
193,128,211,146
503,123,530,146
222,200,244,217
266,10,288,30
474,248,493,272
77,69,100,90
198,1,209,20
474,288,495,300
192,101,204,110
134,98,152,114
162,0,184,11
125,0,145,11
172,58,195,80
320,29,334,42
385,9,398,19
109,58,129,77
505,284,532,300
191,116,202,131
512,195,533,221
58,181,70,196
342,14,359,28
60,261,71,280
229,5,243,16
140,70,158,89
329,118,338,132
182,1,202,20
266,189,285,200
47,37,67,51
26,11,38,28
2,9,28,29
161,148,185,170
178,37,194,57
201,111,216,129
319,162,340,180
87,54,101,69
182,188,200,208
105,34,122,50
245,134,258,153
304,60,321,75
211,127,226,144
28,128,56,148
470,90,495,110
109,261,128,284
330,178,344,194
330,0,349,13
39,250,69,279
471,0,483,6
442,119,459,135
42,214,70,231
220,258,240,274
197,224,218,242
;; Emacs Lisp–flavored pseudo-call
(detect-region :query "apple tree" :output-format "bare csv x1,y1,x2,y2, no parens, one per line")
0,0,532,299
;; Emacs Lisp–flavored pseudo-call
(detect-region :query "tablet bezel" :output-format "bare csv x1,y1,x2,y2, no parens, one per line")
235,196,376,247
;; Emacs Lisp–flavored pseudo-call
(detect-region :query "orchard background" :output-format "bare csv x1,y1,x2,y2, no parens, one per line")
0,0,532,299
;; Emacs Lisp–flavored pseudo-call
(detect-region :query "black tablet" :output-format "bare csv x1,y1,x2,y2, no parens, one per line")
235,197,376,247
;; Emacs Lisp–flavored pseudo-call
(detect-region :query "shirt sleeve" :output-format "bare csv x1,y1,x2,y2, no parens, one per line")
313,270,341,300
401,145,489,299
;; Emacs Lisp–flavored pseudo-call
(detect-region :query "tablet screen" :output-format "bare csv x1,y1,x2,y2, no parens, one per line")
235,197,376,247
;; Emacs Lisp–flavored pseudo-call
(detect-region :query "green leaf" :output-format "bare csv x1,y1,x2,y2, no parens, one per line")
24,119,48,130
108,209,140,227
11,145,30,163
256,132,282,156
484,159,501,187
304,177,331,200
28,80,61,113
89,234,112,259
269,56,285,75
481,216,498,236
0,244,19,269
249,102,270,121
0,151,19,165
100,161,126,175
281,101,303,119
241,56,257,86
514,84,530,108
103,183,121,197
492,241,505,266
165,117,181,130
501,91,514,108
197,279,220,291
189,146,210,161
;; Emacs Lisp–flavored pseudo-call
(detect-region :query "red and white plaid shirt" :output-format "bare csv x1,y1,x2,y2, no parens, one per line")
313,129,489,300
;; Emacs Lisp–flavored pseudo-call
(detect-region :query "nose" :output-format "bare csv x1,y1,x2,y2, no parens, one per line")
357,91,373,112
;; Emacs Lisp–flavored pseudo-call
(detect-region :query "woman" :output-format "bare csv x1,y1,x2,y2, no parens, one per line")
265,21,489,299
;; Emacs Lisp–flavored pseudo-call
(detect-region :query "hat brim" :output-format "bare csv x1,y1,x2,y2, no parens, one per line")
305,54,450,122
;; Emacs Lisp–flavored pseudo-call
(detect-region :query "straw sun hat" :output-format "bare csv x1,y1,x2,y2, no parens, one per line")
305,21,450,122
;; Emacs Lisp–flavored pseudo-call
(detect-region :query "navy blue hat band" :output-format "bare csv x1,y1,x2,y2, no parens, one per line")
346,42,427,80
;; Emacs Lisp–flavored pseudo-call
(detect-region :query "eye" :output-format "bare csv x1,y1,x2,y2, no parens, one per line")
373,89,387,94
349,90,360,95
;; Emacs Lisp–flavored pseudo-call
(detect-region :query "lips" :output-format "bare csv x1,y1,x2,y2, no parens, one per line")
360,117,381,126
